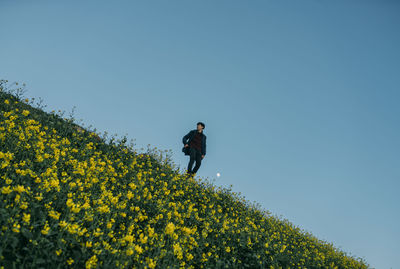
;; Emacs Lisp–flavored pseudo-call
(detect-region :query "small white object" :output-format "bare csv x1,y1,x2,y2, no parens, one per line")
216,173,220,177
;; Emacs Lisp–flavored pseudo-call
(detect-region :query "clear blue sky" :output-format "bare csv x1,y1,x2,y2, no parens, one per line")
1,1,399,268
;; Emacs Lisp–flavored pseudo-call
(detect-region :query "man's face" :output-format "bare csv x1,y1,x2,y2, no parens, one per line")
197,124,203,132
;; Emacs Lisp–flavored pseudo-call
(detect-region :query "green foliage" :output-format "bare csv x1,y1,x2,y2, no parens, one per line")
0,80,370,268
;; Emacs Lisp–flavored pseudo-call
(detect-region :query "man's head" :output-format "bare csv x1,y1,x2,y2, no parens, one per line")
197,122,205,132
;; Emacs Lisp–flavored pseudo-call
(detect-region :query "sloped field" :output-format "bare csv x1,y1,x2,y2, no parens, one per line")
0,81,369,268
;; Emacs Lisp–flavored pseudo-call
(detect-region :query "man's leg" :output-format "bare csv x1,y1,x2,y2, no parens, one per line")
187,147,196,174
192,149,202,174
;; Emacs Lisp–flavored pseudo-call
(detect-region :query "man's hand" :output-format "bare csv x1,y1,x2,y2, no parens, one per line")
201,155,205,159
184,144,189,148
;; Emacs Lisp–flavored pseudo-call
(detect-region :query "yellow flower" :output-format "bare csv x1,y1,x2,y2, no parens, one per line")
186,253,194,261
22,213,30,224
124,234,134,243
12,223,20,233
1,186,12,195
129,182,137,190
4,99,9,104
148,227,155,237
126,248,134,256
56,249,62,256
66,198,74,208
225,246,231,253
134,244,143,254
49,179,59,188
48,210,60,220
85,255,98,269
165,222,175,236
59,221,68,229
97,204,110,213
22,110,30,116
41,222,50,235
182,227,193,235
173,243,183,259
147,258,156,269
67,258,74,265
82,202,90,209
139,235,148,244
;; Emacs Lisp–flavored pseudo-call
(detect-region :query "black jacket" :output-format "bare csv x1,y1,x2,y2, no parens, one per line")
182,129,207,156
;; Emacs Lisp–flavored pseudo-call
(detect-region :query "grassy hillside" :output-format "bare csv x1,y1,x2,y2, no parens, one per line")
0,80,369,268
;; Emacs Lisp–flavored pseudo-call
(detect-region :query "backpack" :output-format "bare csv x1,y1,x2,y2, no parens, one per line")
182,146,190,156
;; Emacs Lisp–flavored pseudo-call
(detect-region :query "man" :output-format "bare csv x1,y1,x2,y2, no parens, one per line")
182,122,206,177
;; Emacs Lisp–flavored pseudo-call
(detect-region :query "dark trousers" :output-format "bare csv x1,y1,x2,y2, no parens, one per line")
187,147,202,174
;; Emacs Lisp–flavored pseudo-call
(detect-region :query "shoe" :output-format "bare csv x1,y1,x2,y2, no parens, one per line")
185,172,195,178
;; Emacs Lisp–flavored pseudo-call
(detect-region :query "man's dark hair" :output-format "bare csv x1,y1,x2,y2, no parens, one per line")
197,122,205,129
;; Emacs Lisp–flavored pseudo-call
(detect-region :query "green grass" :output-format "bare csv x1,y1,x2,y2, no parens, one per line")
0,80,369,268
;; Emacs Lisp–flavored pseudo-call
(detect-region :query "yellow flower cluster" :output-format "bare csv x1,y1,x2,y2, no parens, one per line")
0,96,369,269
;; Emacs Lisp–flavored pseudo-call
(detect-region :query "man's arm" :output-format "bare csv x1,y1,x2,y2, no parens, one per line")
202,136,206,156
182,130,192,145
